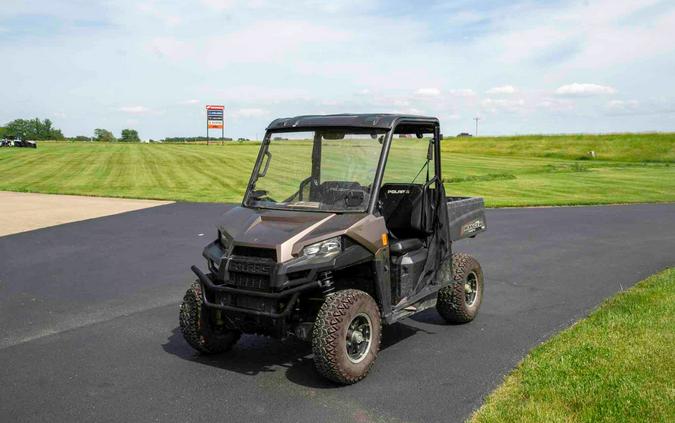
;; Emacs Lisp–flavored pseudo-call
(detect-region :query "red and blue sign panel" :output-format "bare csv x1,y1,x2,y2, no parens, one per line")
206,105,224,129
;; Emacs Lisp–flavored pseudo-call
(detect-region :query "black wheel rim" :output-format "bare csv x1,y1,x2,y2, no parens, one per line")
346,313,372,363
464,271,478,307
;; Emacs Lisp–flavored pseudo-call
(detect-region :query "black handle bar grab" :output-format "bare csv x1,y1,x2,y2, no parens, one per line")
259,151,272,177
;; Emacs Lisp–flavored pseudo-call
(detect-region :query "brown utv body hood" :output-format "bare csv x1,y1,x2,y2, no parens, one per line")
217,206,386,262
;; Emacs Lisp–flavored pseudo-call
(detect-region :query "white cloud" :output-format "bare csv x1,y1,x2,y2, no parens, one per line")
607,99,639,111
604,99,675,116
356,89,371,96
231,108,269,118
481,0,675,70
448,89,476,97
486,85,517,95
538,98,575,112
555,83,617,97
182,99,200,105
204,20,351,66
481,98,526,113
395,107,424,115
414,88,441,96
118,106,151,114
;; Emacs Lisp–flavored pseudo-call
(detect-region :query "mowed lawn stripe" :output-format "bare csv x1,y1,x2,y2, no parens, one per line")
0,140,673,206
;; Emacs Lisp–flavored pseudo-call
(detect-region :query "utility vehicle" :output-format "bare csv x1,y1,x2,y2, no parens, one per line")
180,114,487,384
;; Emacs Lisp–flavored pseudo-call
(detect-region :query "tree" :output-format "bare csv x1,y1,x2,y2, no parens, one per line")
119,129,140,142
4,118,64,140
94,128,116,142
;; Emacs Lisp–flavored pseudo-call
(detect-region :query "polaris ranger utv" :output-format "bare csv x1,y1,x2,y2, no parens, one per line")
180,114,487,384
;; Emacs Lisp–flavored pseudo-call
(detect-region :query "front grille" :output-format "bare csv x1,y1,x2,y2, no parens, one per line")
232,246,277,261
229,271,270,290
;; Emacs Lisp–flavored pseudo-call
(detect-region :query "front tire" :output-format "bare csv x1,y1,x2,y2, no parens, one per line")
312,289,382,385
436,253,484,323
179,281,241,354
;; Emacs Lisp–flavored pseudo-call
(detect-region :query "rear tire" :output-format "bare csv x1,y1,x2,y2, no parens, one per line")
436,253,484,323
179,281,241,354
312,289,382,385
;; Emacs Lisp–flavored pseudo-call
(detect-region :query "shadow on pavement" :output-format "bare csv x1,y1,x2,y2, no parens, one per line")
162,320,429,388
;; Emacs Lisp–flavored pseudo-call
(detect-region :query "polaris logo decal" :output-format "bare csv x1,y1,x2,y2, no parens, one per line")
228,260,272,274
462,219,485,234
387,189,410,194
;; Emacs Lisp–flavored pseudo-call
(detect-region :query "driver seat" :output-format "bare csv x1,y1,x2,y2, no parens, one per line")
379,183,431,255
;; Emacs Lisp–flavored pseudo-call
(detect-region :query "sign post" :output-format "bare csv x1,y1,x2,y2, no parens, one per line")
206,105,225,145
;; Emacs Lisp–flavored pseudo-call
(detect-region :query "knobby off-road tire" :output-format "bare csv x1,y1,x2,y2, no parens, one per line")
312,289,382,385
179,281,241,354
436,253,484,324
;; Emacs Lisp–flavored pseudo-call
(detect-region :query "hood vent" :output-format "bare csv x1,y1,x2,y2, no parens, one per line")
232,246,277,262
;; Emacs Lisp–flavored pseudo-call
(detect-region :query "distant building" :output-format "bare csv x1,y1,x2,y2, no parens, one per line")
457,132,473,138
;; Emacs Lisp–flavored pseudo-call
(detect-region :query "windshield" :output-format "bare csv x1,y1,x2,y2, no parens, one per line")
245,130,386,212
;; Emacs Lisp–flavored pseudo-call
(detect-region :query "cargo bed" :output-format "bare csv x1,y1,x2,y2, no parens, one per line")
447,196,487,241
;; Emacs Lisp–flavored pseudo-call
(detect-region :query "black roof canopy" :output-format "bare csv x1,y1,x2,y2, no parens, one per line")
266,113,439,131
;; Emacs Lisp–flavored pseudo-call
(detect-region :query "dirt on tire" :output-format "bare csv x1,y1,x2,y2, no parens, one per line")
312,289,382,385
179,281,241,354
436,253,484,323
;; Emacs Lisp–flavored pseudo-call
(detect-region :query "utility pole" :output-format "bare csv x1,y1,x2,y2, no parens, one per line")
474,117,480,137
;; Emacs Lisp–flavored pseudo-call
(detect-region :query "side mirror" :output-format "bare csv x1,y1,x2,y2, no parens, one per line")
416,131,424,139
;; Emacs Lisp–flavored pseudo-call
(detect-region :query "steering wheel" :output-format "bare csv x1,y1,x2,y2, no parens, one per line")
298,177,319,201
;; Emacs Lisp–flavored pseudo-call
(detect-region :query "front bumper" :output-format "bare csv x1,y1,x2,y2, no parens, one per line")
192,265,321,319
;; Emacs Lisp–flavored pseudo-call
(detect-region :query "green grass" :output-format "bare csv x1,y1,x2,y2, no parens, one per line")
444,133,675,163
471,268,675,423
0,133,673,206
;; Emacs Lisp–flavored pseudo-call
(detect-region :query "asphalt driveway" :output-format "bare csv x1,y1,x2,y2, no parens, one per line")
1,203,673,422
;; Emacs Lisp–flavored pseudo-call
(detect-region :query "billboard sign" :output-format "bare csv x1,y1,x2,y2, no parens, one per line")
206,105,225,142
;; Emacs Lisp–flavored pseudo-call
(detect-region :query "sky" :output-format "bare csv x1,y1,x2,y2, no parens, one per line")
1,0,674,139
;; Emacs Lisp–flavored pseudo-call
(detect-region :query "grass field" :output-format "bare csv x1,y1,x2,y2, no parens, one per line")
0,133,673,206
471,268,675,423
444,132,675,163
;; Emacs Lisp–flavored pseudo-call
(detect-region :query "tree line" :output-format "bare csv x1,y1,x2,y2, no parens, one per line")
0,118,141,142
93,128,140,142
0,118,64,140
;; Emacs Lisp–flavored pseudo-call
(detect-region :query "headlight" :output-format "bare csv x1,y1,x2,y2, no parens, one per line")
302,236,342,257
218,230,233,249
